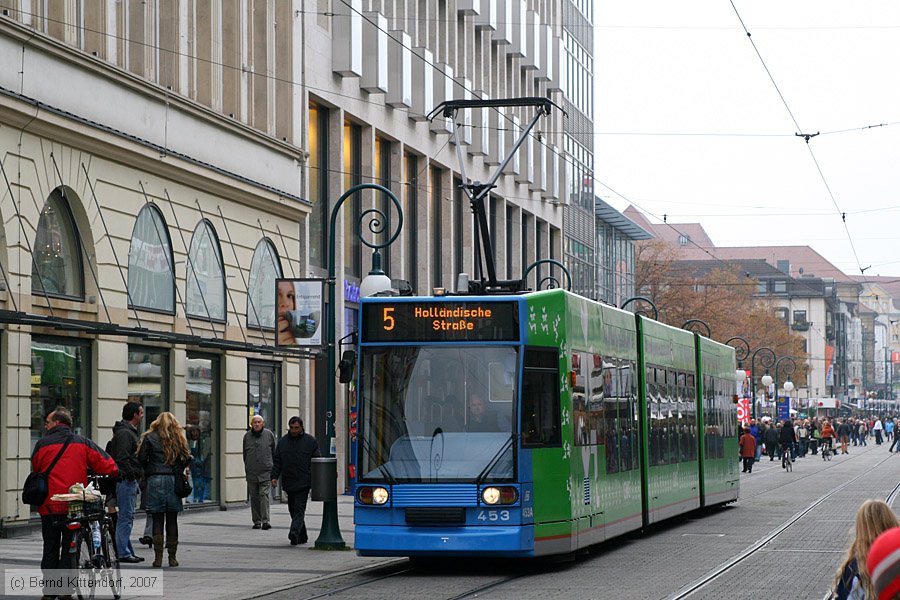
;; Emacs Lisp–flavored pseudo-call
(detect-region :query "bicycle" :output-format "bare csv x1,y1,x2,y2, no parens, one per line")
781,444,793,472
821,439,834,461
48,478,122,600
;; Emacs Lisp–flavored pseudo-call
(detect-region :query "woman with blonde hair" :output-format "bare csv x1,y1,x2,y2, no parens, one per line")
137,412,192,568
832,499,900,599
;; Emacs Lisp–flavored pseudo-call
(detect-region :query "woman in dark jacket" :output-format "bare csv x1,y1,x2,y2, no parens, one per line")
138,412,192,568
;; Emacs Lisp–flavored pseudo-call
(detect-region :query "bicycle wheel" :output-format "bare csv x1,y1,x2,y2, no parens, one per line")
100,521,123,599
74,530,98,600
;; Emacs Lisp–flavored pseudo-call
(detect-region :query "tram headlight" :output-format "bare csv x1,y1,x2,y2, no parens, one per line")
356,486,390,506
372,487,390,505
481,486,518,505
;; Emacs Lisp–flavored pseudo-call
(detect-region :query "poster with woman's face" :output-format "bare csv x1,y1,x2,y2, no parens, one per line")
275,279,323,347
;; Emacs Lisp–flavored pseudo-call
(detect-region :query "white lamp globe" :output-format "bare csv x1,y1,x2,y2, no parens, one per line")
783,380,795,394
761,373,773,387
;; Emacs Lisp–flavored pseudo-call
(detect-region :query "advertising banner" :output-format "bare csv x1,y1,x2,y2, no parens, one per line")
825,345,836,387
275,279,324,347
737,398,751,425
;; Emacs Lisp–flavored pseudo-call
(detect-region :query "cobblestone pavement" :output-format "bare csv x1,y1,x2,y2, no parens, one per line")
3,442,899,600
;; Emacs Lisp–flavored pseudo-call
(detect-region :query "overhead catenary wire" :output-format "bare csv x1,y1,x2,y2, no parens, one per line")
726,0,869,280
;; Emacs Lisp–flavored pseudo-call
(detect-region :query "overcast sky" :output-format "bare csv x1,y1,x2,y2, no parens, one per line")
595,1,900,278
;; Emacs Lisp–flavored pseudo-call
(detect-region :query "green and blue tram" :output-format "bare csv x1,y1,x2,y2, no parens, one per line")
353,289,738,557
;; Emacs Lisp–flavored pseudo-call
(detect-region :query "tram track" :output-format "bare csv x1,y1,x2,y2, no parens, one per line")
665,449,898,600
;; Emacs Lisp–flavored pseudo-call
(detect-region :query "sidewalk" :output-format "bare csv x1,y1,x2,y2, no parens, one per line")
1,496,398,599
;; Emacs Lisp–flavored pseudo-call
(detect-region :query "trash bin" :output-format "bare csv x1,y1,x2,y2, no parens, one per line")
311,457,337,502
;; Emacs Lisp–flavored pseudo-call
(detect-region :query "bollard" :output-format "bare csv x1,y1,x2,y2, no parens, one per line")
311,457,337,502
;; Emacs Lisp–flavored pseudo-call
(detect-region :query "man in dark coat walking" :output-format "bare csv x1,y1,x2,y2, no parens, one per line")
109,401,145,562
271,417,320,545
764,421,780,461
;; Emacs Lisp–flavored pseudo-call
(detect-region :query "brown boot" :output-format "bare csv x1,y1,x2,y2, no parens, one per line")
166,536,179,567
152,535,164,568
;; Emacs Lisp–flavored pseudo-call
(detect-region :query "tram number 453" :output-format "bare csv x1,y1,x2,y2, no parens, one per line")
477,510,511,522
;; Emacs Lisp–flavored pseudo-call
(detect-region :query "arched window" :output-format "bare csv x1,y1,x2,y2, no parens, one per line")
127,204,175,312
185,220,226,321
32,187,84,298
247,239,283,329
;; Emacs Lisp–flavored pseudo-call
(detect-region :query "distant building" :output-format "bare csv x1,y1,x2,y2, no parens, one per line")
594,197,651,306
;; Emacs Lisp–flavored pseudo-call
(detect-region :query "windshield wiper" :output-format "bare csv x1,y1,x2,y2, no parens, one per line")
476,434,516,485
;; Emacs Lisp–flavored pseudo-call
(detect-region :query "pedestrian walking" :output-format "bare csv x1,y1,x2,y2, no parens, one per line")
838,419,852,454
832,499,900,600
890,426,900,454
749,419,762,462
764,421,779,461
739,427,756,473
108,401,145,563
271,417,321,546
867,527,900,600
874,417,884,445
798,420,810,457
244,415,276,530
138,412,193,568
859,421,868,447
31,407,119,600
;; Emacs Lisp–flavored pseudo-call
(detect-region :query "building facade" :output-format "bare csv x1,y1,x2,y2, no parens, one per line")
0,0,588,524
594,196,650,306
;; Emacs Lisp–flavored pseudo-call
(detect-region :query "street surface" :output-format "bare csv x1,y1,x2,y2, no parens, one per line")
2,441,899,599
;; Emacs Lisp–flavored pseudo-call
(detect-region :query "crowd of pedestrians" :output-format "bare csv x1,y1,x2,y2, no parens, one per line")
28,402,319,599
740,414,900,472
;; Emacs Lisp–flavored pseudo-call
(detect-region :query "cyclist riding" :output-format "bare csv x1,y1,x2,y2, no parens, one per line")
779,419,797,469
820,418,836,459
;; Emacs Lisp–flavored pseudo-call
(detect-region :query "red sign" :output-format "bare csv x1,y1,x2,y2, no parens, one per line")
737,398,750,425
893,352,900,364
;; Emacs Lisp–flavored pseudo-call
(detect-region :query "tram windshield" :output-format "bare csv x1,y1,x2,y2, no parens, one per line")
359,346,518,483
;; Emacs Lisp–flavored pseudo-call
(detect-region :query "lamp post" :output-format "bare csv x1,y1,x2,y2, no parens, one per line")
750,347,776,420
773,356,797,422
725,337,750,423
682,319,712,337
319,183,402,550
620,296,659,320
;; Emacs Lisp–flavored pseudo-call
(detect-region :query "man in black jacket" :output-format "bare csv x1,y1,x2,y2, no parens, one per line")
763,421,780,461
271,417,321,545
109,402,144,562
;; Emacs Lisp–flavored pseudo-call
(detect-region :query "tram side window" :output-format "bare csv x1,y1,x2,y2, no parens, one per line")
589,354,604,447
572,352,590,447
703,375,713,460
522,347,561,447
603,357,618,473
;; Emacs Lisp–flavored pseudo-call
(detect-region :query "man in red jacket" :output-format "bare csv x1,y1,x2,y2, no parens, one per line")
739,427,757,474
31,406,118,600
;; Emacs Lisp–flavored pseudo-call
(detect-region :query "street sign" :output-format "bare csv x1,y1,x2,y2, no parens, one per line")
777,398,790,421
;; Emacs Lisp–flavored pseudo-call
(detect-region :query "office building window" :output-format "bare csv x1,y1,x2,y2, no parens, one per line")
343,120,362,277
404,152,418,292
431,166,442,288
308,102,329,268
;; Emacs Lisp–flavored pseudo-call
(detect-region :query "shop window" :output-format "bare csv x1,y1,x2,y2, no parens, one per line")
32,187,84,298
31,338,90,450
247,238,283,329
185,354,218,504
128,348,169,430
249,361,280,434
127,204,175,312
185,220,226,321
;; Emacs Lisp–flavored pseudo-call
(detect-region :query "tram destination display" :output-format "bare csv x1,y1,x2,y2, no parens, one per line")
361,301,519,342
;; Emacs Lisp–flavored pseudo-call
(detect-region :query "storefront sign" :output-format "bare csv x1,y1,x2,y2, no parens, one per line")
275,279,324,347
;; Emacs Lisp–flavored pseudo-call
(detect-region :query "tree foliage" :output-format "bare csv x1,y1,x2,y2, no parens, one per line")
634,240,809,387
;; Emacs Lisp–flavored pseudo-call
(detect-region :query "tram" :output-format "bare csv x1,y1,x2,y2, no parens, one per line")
352,289,738,557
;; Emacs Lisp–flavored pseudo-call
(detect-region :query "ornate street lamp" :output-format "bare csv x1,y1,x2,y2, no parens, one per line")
750,347,776,420
318,183,402,550
682,319,712,337
620,296,658,320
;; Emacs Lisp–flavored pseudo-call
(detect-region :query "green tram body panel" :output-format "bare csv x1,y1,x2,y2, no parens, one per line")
697,336,741,505
522,290,738,554
637,316,701,525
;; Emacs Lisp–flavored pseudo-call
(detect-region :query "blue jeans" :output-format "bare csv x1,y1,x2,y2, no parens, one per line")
115,479,139,558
